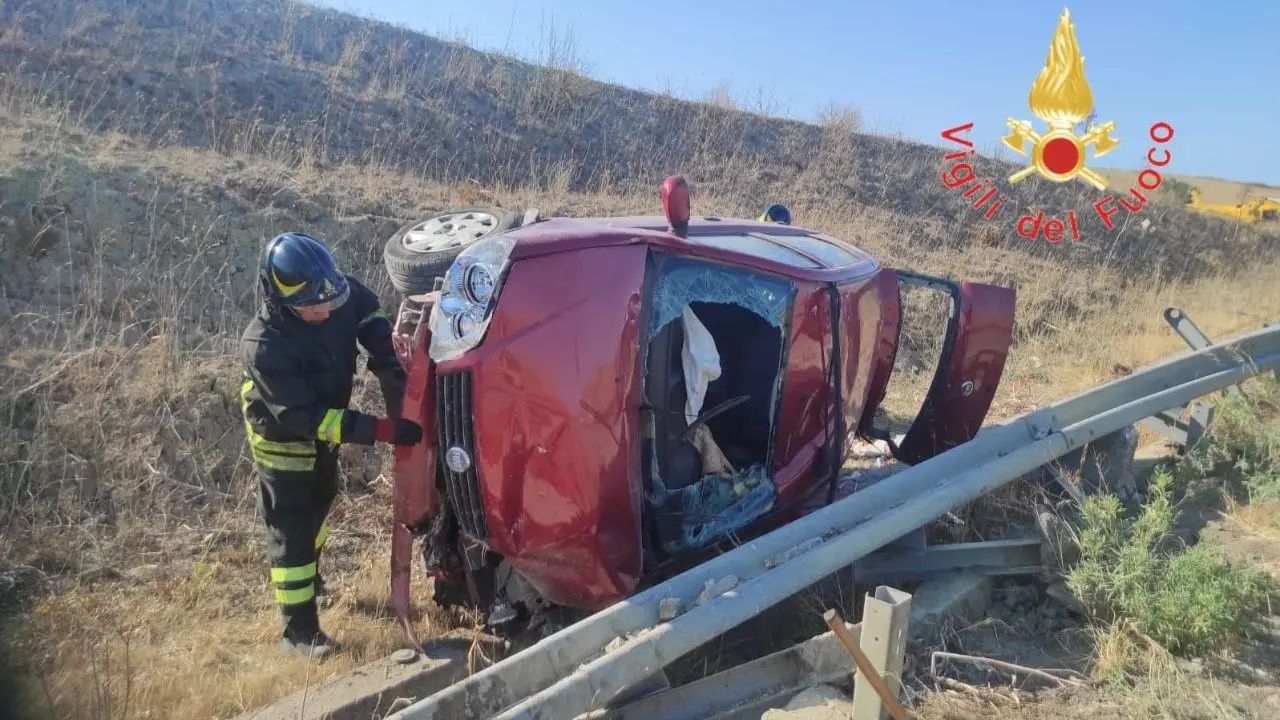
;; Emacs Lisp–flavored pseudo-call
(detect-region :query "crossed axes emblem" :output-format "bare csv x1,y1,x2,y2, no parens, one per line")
1001,118,1120,191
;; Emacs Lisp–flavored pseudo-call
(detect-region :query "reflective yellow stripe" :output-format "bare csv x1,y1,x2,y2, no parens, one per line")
241,378,319,471
314,523,330,551
359,308,388,328
252,452,315,472
275,585,315,606
250,436,315,456
317,409,344,444
271,563,317,584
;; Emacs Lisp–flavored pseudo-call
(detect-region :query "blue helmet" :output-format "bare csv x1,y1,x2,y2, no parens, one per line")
758,203,792,225
258,232,350,309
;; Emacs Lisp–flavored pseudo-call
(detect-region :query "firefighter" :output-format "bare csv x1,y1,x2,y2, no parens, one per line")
758,203,792,225
240,231,424,659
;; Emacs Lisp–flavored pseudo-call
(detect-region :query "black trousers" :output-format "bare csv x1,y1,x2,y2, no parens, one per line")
257,442,339,641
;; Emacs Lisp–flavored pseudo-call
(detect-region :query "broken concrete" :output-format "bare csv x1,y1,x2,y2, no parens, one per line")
233,639,473,720
906,572,992,644
1035,505,1081,576
760,685,852,720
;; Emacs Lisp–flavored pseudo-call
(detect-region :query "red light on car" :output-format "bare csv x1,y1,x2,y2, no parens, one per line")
661,175,691,238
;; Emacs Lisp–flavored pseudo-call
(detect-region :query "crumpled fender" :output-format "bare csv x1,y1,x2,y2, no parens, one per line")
390,294,442,651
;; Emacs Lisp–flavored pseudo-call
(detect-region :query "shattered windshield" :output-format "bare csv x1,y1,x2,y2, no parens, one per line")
649,256,793,339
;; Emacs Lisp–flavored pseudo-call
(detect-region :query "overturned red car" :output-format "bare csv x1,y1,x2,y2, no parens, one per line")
382,176,1015,642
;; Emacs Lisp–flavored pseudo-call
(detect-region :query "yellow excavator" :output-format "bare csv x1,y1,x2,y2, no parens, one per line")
1186,187,1280,224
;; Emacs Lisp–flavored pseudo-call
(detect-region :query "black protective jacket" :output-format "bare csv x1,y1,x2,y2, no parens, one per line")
240,275,406,469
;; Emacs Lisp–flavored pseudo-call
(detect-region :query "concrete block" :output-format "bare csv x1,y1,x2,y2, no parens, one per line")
906,573,992,644
233,639,472,720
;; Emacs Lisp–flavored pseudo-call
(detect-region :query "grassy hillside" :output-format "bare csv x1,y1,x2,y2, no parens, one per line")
0,0,1271,285
1,1,1279,719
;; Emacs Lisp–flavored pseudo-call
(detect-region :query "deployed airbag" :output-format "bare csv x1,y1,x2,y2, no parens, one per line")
680,306,720,423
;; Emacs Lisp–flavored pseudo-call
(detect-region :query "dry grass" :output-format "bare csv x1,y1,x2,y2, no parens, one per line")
21,545,435,720
915,626,1255,719
1,2,1280,719
1227,500,1280,537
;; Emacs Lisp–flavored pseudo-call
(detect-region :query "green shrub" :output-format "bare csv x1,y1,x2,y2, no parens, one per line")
1159,176,1194,206
1171,376,1280,503
1067,470,1276,656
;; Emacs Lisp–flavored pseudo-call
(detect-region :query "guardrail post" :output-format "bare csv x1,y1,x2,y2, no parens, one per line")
1140,307,1246,451
852,586,912,720
1139,407,1189,447
1163,307,1240,397
1186,401,1215,449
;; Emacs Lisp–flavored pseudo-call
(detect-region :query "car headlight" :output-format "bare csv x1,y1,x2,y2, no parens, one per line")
429,234,516,361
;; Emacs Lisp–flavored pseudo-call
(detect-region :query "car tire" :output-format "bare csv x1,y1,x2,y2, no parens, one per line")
383,206,520,295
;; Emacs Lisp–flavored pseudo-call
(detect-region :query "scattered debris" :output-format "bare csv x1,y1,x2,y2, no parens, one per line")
694,575,739,606
935,676,1022,707
658,597,682,621
764,537,823,569
929,650,1089,689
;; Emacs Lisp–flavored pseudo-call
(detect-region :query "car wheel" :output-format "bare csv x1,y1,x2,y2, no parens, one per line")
383,206,520,295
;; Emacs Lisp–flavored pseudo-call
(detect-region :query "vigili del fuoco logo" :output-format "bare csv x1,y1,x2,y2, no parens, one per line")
939,8,1175,243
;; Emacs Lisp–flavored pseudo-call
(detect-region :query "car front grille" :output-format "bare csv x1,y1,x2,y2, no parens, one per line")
436,370,487,540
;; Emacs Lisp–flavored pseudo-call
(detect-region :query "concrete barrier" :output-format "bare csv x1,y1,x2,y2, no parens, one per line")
234,638,476,720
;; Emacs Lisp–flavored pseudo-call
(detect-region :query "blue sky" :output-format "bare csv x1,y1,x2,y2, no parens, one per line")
314,0,1277,186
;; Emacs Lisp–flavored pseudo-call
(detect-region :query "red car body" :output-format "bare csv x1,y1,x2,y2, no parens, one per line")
387,179,1016,639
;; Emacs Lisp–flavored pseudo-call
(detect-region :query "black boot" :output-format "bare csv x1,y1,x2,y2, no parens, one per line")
281,600,339,660
281,630,339,660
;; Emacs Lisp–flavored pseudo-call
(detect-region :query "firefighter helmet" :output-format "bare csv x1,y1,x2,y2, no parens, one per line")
258,232,350,309
758,203,792,225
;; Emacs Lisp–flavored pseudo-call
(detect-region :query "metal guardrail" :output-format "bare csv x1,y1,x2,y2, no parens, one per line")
389,319,1280,720
1139,307,1247,452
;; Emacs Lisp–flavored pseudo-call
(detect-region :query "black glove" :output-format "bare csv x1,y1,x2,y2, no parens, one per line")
375,417,424,446
341,411,423,447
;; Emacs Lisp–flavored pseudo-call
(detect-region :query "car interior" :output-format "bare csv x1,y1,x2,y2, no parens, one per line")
640,255,791,557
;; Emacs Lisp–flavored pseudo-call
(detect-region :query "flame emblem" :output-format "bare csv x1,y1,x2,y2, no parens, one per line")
1001,8,1118,191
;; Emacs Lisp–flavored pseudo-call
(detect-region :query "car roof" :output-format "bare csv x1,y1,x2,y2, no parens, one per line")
508,213,876,272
